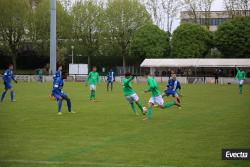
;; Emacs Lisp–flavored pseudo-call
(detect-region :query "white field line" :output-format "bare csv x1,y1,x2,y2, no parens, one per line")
0,159,177,167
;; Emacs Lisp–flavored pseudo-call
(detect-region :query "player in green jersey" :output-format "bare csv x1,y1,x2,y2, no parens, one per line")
143,71,180,120
122,72,144,115
235,66,246,94
86,66,100,101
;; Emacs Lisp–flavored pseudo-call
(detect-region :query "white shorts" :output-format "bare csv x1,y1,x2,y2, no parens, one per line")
125,93,139,103
149,95,164,106
90,84,96,90
239,80,244,85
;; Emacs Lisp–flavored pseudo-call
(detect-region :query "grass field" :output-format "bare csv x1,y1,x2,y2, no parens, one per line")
0,82,250,167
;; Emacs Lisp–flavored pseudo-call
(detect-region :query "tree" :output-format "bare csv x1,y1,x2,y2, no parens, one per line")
171,23,212,58
161,0,181,33
130,24,170,58
0,0,31,70
224,0,250,18
105,0,151,73
30,0,72,64
215,17,250,58
71,0,104,70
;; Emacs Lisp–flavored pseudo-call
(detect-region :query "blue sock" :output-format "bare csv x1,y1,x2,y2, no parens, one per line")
10,91,14,101
1,91,7,102
58,100,62,112
66,98,71,112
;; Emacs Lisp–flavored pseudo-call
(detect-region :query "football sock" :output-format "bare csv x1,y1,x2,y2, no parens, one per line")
1,90,7,102
66,98,71,112
10,91,14,101
58,100,62,112
136,102,144,113
146,106,153,119
130,103,137,113
239,85,243,94
163,101,175,109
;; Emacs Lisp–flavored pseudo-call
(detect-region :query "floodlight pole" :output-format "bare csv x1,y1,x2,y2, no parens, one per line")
50,0,57,74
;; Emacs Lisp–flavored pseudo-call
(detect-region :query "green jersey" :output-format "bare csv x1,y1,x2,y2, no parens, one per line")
87,71,100,85
146,76,161,97
122,76,135,96
236,67,246,80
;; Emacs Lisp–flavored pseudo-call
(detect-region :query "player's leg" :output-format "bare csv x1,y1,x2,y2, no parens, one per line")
10,88,15,102
107,82,109,91
135,101,144,113
1,88,8,102
130,102,137,114
111,81,113,91
175,93,181,104
158,95,180,109
57,96,63,115
239,80,243,94
89,85,94,100
93,85,96,100
144,97,155,119
62,94,72,112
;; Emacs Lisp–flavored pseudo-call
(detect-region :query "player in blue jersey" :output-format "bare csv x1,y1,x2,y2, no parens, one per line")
162,74,181,104
1,64,17,102
106,69,115,91
53,65,62,83
49,66,63,100
52,72,75,115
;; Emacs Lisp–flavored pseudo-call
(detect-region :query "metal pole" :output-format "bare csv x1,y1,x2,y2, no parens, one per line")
50,0,56,74
71,45,74,64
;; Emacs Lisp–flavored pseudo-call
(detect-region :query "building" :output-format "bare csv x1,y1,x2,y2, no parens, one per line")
180,10,250,31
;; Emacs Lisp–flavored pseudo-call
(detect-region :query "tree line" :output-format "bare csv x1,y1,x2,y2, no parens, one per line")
0,0,249,71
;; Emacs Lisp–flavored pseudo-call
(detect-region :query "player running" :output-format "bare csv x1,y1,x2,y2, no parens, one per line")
143,71,180,120
122,72,144,115
106,69,115,91
235,66,246,94
162,74,181,103
1,64,17,102
52,72,74,115
86,66,100,101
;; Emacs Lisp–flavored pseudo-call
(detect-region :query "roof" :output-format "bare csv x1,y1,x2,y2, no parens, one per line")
140,59,250,68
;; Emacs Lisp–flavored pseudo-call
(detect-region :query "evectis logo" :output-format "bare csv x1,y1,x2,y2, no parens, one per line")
222,149,250,160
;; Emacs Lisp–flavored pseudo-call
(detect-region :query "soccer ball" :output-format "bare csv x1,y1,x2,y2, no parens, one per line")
143,107,147,113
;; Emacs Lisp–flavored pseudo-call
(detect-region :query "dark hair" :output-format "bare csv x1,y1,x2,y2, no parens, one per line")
62,72,67,79
125,72,131,77
9,64,13,67
145,71,150,75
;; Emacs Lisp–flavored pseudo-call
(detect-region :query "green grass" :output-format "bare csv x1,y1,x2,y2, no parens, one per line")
0,82,250,167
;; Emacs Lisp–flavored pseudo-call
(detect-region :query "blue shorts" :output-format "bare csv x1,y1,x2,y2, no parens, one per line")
4,82,12,89
164,89,177,97
52,92,69,100
107,80,113,83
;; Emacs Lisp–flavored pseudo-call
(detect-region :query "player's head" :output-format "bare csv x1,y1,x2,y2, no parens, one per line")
62,72,67,80
9,64,13,70
144,71,150,77
92,66,97,72
172,74,176,80
109,69,113,72
125,72,131,78
58,65,62,71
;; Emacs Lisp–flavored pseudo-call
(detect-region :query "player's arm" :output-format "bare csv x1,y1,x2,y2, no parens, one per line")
173,81,177,91
11,74,17,83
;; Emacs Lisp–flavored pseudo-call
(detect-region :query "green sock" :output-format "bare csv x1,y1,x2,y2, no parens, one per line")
90,90,94,100
163,101,175,109
93,90,96,99
147,106,153,119
136,102,144,113
130,103,137,113
240,85,243,94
